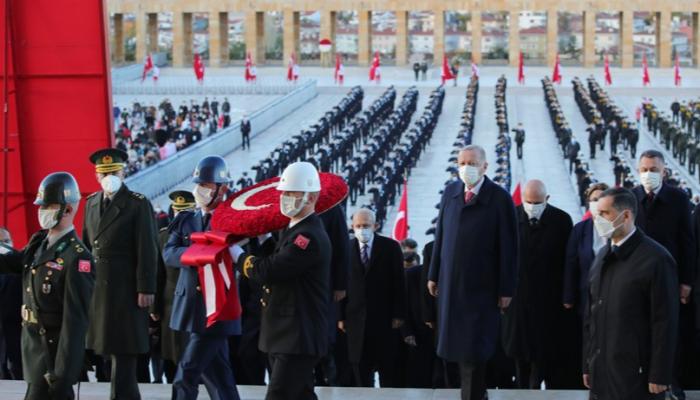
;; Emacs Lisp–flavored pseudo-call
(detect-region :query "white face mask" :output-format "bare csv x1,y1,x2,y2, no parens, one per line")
101,175,122,194
280,193,308,218
640,171,662,192
588,201,599,216
523,201,547,220
354,227,374,244
459,165,482,186
38,208,60,230
593,212,624,239
193,185,214,208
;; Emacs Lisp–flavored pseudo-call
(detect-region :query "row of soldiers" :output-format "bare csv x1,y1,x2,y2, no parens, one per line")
585,78,639,159
670,99,700,136
250,86,365,183
493,76,513,192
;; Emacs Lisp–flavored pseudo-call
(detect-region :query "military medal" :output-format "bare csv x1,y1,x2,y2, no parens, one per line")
56,258,64,265
45,261,63,271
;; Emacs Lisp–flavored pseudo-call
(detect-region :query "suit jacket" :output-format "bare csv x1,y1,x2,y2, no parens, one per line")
163,209,241,336
237,214,331,356
632,184,695,285
429,176,519,363
341,234,405,364
563,218,596,315
82,184,158,355
583,230,677,399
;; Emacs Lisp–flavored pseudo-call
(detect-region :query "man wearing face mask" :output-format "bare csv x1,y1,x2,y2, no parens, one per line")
230,161,331,400
428,145,518,400
631,150,697,399
163,155,241,400
0,172,95,399
584,187,678,400
502,180,575,389
338,208,405,387
82,148,158,400
240,114,251,150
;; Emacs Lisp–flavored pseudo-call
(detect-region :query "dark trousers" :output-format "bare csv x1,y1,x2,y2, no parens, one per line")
110,354,140,400
173,332,240,400
458,362,487,400
242,133,251,149
516,143,523,159
26,380,74,400
515,360,543,389
267,353,318,400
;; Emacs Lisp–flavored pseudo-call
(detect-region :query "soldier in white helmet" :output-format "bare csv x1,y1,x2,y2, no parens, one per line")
231,161,331,400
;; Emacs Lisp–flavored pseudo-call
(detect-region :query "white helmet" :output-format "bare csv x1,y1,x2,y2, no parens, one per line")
277,161,321,192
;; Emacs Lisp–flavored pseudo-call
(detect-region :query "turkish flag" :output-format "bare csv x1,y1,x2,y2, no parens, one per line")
287,52,295,81
511,182,522,207
369,52,381,82
193,53,205,82
674,53,682,87
604,54,612,86
334,53,344,84
552,53,562,84
642,53,651,86
517,51,525,84
245,52,254,82
141,53,153,82
392,180,409,242
441,54,454,85
180,231,242,327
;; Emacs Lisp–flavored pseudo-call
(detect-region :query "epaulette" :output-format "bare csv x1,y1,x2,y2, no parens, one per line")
130,191,146,200
159,226,168,233
87,192,100,199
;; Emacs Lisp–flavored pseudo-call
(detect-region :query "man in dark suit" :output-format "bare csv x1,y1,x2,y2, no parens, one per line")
0,227,22,380
502,180,574,389
339,208,405,387
240,114,251,150
231,161,331,400
82,148,158,400
632,150,697,399
163,156,241,400
583,187,678,400
428,145,518,400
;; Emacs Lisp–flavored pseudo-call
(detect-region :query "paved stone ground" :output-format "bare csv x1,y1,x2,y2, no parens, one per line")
1,380,699,399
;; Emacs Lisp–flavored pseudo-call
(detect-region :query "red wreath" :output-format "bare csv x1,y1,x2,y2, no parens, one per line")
211,173,348,238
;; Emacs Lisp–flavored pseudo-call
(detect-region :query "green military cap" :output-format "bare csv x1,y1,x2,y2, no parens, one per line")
89,148,128,173
169,190,196,211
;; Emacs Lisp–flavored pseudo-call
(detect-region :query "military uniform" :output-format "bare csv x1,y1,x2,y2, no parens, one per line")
82,149,158,400
0,229,94,399
237,213,332,400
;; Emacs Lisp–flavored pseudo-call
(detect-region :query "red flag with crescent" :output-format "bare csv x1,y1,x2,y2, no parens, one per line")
392,180,408,241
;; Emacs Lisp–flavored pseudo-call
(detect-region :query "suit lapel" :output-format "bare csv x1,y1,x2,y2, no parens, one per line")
365,238,379,275
34,231,72,266
96,186,127,238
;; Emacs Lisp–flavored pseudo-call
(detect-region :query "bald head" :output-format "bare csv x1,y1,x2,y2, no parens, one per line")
523,180,548,204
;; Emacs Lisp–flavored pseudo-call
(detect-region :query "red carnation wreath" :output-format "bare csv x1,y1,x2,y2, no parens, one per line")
211,173,348,238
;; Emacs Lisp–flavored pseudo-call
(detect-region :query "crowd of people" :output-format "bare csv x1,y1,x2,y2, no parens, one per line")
113,97,234,175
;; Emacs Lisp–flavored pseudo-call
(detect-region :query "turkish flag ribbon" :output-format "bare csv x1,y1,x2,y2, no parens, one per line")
180,231,242,327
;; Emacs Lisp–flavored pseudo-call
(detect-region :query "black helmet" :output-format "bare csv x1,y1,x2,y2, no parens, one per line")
192,156,230,184
34,172,81,206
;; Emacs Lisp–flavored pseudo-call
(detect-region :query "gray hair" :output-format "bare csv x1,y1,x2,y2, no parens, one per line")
460,145,487,163
352,208,376,224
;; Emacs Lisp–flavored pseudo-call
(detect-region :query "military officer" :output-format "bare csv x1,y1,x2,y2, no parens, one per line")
163,156,241,400
0,172,95,399
82,148,158,400
152,190,195,382
231,161,332,400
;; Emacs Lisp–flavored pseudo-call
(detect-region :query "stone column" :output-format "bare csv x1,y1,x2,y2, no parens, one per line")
283,10,300,63
620,11,634,68
394,11,408,66
113,13,124,63
209,12,228,67
471,11,482,64
147,13,159,53
320,10,337,66
183,13,193,64
358,11,372,66
657,10,672,68
172,12,184,67
135,11,147,63
583,10,596,67
546,9,558,66
508,9,520,67
433,10,444,66
245,11,264,63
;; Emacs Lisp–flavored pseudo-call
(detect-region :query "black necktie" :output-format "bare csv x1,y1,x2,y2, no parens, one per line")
101,197,111,215
645,191,655,212
202,213,211,230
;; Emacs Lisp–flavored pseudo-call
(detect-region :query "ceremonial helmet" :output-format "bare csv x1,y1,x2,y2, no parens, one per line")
34,172,81,206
